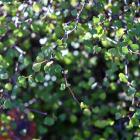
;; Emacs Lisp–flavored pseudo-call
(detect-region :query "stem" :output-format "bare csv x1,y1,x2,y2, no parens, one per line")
63,70,80,106
27,108,47,116
129,49,140,55
62,1,86,40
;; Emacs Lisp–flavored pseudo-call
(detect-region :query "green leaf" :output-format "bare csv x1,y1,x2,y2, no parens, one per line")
5,83,12,91
128,86,136,95
32,63,41,72
71,9,77,16
54,65,62,74
94,46,101,53
116,28,125,38
83,32,92,40
27,112,34,121
35,73,45,83
122,47,129,54
70,115,77,123
44,117,55,126
28,77,36,87
80,102,88,109
119,73,128,83
108,48,119,56
94,120,107,128
0,28,6,35
0,73,8,79
18,76,26,87
83,108,91,116
94,119,114,128
104,3,112,10
36,53,44,62
130,44,139,51
3,100,12,109
135,109,140,119
56,39,63,46
44,65,49,73
93,17,100,24
33,3,41,13
44,61,53,73
60,83,66,90
38,125,48,134
13,29,23,37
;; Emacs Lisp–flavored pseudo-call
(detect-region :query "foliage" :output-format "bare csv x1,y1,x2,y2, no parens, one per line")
0,0,140,139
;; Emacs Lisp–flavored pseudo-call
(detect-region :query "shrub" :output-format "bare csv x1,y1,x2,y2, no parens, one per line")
0,0,140,139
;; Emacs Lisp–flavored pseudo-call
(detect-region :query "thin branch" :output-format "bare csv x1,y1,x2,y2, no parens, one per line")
59,1,87,105
124,59,128,78
62,70,80,106
61,1,86,40
129,49,140,55
27,108,47,116
106,37,118,44
12,45,26,55
24,98,37,107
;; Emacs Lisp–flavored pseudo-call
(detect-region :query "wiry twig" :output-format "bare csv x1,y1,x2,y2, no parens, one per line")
61,1,86,40
106,37,118,44
12,45,26,55
24,98,47,115
27,108,47,116
124,59,128,78
24,98,37,107
129,49,140,56
58,1,87,105
105,39,140,56
124,0,128,5
62,70,80,106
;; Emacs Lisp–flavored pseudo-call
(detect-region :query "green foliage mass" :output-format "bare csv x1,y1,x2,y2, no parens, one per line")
0,0,140,139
